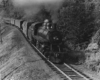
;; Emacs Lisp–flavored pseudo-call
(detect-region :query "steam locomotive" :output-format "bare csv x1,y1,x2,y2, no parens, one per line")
4,18,65,63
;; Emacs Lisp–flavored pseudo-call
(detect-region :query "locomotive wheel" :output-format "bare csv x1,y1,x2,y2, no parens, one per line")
36,41,40,49
42,46,50,58
29,35,36,46
43,52,50,59
29,36,35,44
39,43,44,52
33,39,37,46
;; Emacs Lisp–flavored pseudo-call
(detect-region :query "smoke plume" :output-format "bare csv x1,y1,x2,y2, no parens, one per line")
11,0,65,22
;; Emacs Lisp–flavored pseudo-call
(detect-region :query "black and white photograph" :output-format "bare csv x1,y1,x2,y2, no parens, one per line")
0,0,99,80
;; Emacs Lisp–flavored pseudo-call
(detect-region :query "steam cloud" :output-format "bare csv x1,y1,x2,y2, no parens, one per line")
11,0,65,22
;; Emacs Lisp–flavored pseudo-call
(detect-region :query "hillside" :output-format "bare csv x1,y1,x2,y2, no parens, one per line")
0,21,63,80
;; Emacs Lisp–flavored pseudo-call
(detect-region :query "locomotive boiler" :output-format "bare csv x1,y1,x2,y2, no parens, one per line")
28,19,62,44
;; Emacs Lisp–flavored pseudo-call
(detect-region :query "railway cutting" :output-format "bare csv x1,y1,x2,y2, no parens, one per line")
3,17,93,80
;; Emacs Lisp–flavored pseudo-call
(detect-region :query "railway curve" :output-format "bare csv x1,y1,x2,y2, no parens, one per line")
3,17,93,80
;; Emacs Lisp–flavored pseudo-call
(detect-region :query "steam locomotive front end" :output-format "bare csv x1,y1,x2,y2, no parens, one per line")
49,30,62,45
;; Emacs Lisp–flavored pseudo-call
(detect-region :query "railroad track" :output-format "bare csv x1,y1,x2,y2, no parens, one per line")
32,44,92,80
6,22,93,80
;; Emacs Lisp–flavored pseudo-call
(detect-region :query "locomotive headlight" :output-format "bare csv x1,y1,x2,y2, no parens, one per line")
53,36,59,40
41,44,45,48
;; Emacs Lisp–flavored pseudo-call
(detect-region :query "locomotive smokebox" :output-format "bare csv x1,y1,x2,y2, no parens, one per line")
49,31,62,44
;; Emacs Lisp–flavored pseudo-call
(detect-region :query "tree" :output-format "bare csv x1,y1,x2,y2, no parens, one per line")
57,0,95,48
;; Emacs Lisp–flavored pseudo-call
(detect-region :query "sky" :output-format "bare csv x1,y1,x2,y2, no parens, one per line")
12,0,63,6
11,0,65,22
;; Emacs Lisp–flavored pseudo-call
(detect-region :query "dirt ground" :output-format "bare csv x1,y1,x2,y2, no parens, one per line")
0,23,64,80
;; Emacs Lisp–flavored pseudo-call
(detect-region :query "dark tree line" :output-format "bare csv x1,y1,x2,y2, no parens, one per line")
57,0,96,49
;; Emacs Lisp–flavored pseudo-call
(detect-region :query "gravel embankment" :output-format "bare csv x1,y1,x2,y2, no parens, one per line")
0,24,63,80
